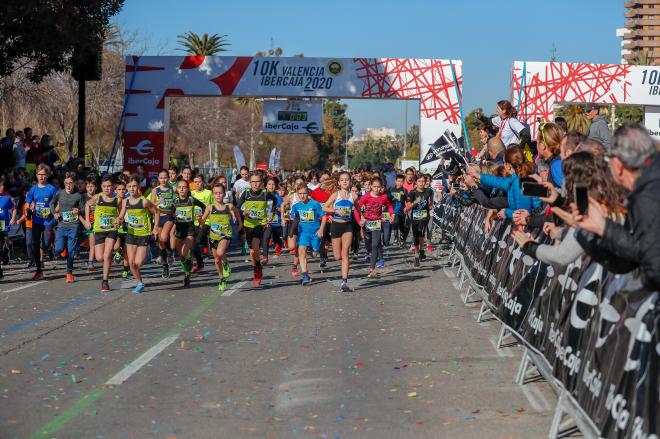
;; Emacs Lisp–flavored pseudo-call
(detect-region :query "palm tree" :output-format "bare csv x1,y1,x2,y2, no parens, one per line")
631,50,651,66
563,105,590,134
176,32,230,56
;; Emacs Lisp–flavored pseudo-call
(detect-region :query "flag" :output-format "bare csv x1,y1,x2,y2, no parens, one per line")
232,145,246,169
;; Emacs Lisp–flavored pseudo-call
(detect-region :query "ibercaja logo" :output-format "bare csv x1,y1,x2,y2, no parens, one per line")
123,132,164,172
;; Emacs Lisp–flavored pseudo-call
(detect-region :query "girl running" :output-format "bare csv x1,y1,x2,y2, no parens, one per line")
405,175,434,266
117,176,156,293
201,183,242,292
281,176,306,277
323,171,356,292
113,179,130,279
151,169,176,278
81,177,98,271
355,176,394,278
85,175,119,292
261,177,284,264
172,180,205,287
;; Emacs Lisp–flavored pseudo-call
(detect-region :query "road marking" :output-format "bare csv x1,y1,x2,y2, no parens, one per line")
29,288,228,439
221,280,246,296
106,334,179,385
2,280,48,293
521,384,554,412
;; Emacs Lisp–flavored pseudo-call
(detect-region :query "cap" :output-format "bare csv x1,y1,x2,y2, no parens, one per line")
584,103,600,112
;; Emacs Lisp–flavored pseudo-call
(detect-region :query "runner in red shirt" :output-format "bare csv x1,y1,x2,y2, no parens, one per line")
355,176,393,278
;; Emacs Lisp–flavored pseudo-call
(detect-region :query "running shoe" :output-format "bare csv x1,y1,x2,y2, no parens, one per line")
241,242,248,256
261,255,268,265
133,283,145,294
192,263,203,273
253,267,263,287
183,274,191,287
100,280,110,292
340,281,353,292
275,244,282,256
414,255,421,267
155,256,163,265
376,258,385,268
218,278,227,292
367,269,379,278
114,251,122,263
291,266,300,277
319,258,327,268
420,250,427,261
27,260,35,269
122,269,129,279
32,271,44,281
364,254,371,262
161,264,170,279
87,261,95,271
222,262,231,278
426,244,433,253
301,273,312,286
66,274,74,283
409,244,416,253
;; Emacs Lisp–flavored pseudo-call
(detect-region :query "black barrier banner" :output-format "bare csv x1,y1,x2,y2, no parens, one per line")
438,199,659,438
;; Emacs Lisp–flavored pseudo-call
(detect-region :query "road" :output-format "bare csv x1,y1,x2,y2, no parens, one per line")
0,245,555,438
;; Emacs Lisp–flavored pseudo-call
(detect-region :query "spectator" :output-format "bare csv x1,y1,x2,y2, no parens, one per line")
492,100,531,148
537,123,564,187
13,130,27,169
467,146,540,219
485,137,505,164
585,103,612,149
0,129,17,173
554,116,568,135
561,131,585,160
43,136,60,170
573,124,659,291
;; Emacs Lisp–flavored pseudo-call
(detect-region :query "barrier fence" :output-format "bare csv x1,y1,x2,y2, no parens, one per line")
436,199,659,439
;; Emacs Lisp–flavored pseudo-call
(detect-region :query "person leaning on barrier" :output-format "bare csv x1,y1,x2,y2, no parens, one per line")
560,124,659,291
512,151,625,268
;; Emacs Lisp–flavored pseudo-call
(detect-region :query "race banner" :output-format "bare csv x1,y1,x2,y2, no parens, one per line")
232,145,246,169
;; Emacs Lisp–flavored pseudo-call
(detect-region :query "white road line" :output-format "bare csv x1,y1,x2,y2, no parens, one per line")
105,334,179,385
221,280,246,297
521,384,554,413
2,280,48,293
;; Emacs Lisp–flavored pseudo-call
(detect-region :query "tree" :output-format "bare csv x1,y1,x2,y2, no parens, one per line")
632,50,651,66
348,136,402,169
555,104,590,134
176,32,230,56
0,0,124,82
314,99,353,168
404,124,420,161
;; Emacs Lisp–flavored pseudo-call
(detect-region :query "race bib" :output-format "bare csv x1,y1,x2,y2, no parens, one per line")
36,204,51,219
194,206,203,217
336,206,351,218
365,219,381,231
99,215,114,229
300,210,315,222
158,197,173,210
0,220,5,230
61,210,77,223
126,215,145,228
382,211,390,220
412,210,429,220
245,209,265,220
392,192,401,201
211,223,231,237
175,208,193,222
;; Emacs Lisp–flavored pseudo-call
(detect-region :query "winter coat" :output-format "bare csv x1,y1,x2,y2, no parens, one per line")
479,173,541,219
587,115,612,149
577,152,660,291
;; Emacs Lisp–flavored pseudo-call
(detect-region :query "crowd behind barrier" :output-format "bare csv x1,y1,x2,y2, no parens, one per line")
436,195,658,439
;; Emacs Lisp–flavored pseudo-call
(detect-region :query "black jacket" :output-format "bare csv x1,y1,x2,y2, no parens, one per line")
577,152,660,291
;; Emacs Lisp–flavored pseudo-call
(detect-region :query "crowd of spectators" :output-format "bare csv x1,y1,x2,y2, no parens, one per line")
447,100,660,292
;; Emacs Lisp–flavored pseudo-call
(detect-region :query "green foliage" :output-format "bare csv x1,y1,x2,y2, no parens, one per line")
176,32,230,56
555,104,590,134
615,106,644,127
349,136,402,169
313,99,353,168
0,0,124,82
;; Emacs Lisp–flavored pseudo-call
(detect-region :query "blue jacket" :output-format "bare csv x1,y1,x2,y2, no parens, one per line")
479,173,541,218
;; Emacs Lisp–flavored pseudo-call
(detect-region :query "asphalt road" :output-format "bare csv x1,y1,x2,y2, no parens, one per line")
0,245,555,438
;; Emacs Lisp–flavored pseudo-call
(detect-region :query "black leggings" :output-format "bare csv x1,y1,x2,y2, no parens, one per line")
351,221,361,254
193,225,209,265
261,225,284,256
32,223,53,272
398,212,411,242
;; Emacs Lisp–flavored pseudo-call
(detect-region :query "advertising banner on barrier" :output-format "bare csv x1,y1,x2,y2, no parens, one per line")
645,106,660,141
262,100,323,134
444,200,659,437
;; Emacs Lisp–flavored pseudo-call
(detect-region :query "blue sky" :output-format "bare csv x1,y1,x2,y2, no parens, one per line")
116,0,625,134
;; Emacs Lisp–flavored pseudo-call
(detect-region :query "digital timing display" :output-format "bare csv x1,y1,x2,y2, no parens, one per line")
277,110,308,122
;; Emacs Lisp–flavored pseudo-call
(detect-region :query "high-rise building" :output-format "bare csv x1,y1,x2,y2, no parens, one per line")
618,1,660,65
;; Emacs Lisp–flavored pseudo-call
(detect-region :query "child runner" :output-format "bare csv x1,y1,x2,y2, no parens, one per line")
281,176,306,277
113,178,130,278
26,164,58,280
350,182,362,259
85,175,119,291
117,176,156,293
191,174,214,272
290,183,326,286
388,174,408,246
405,175,434,266
355,176,394,278
323,171,356,292
237,172,277,287
172,180,205,287
261,177,284,264
201,183,242,292
151,169,176,278
80,177,98,271
53,172,84,283
0,177,16,279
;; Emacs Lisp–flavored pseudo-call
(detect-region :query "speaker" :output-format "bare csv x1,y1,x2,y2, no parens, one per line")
72,43,102,81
